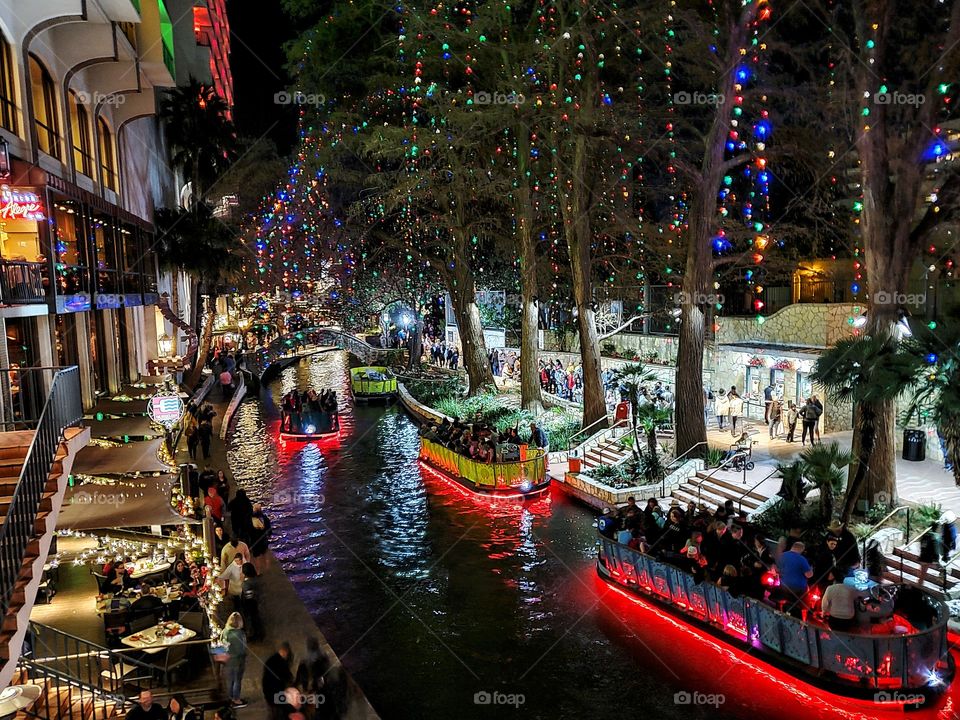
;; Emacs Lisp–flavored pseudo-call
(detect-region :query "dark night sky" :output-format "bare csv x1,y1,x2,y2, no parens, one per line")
227,1,298,154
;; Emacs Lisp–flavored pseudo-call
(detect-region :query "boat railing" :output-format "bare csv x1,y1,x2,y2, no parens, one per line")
420,437,547,490
598,535,950,691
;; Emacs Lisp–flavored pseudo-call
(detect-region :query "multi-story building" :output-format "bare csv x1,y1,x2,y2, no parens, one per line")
0,0,232,409
170,0,232,109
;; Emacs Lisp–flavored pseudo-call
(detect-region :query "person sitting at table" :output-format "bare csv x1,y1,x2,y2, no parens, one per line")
167,693,199,720
820,578,859,631
130,586,164,625
172,559,192,587
813,535,844,590
108,564,134,594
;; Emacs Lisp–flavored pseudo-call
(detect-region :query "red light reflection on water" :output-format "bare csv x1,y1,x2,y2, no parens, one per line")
597,577,960,720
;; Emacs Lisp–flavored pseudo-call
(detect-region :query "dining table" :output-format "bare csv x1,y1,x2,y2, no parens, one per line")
129,559,172,580
120,622,196,655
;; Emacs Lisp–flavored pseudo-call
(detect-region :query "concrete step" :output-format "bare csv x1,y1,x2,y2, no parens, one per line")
672,486,763,513
676,480,764,508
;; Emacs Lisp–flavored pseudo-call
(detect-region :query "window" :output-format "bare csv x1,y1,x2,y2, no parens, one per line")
69,92,93,176
29,56,60,158
97,117,116,191
0,34,16,133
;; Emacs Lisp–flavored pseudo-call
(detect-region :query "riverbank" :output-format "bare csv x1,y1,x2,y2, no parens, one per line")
177,375,378,719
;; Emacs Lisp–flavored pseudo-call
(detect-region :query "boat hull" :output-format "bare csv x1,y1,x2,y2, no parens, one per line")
596,543,955,707
418,437,550,500
419,454,550,499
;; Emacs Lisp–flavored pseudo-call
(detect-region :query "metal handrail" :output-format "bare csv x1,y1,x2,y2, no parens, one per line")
0,368,82,618
566,414,613,451
735,467,778,514
694,455,745,507
665,440,708,470
860,506,912,561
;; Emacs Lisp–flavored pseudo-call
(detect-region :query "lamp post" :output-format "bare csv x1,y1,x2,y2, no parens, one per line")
158,332,173,358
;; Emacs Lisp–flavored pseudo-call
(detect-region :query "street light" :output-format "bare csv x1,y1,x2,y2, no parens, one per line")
158,332,173,358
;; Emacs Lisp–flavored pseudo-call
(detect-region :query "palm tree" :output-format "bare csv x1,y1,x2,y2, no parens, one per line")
611,362,658,461
635,403,673,456
812,335,915,522
799,442,852,523
159,80,238,209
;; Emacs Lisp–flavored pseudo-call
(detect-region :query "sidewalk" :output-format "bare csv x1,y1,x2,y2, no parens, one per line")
176,377,377,719
706,421,958,516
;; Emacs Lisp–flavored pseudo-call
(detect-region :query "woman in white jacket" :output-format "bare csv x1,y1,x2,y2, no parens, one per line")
714,391,729,430
727,388,744,435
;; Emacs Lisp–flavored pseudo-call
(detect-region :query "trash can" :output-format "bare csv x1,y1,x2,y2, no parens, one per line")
902,428,926,462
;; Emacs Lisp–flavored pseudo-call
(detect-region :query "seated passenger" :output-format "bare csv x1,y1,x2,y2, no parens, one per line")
821,579,859,631
717,565,740,595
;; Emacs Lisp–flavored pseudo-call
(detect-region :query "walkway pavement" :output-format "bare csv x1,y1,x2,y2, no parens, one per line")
176,377,378,719
706,420,958,516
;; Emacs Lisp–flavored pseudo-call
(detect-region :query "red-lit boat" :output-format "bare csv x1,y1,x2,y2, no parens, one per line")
279,409,340,441
597,534,955,708
418,437,550,499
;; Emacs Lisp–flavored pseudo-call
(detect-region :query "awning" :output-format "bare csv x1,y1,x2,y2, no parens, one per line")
718,341,825,361
57,477,196,530
72,439,173,475
87,416,163,439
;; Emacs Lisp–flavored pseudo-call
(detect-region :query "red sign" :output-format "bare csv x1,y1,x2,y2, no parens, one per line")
0,185,44,221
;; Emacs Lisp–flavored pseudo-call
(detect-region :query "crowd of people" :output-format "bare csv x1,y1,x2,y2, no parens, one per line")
280,388,339,434
422,417,549,463
705,384,825,445
599,498,881,627
427,339,460,369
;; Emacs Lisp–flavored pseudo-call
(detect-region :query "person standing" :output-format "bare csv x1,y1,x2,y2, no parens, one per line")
198,419,213,460
250,502,272,572
221,612,248,708
714,391,728,430
186,424,200,461
240,563,263,642
263,642,294,719
785,401,799,443
801,399,818,446
763,383,774,424
727,388,743,436
812,395,824,443
768,397,782,439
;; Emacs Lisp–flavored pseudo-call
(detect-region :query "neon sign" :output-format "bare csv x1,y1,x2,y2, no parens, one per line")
0,186,44,221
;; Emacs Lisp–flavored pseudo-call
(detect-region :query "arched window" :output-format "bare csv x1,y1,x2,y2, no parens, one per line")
29,55,60,158
69,91,92,176
0,34,17,133
97,117,116,191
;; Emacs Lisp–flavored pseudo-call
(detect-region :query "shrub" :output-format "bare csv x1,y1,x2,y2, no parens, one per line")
705,446,727,469
586,464,628,487
544,417,580,449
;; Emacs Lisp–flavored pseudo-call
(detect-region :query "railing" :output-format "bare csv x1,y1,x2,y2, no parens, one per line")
0,367,82,618
665,441,708,472
566,414,613,451
242,327,384,379
0,261,46,305
420,437,547,491
735,467,779,514
598,535,951,691
694,456,743,506
861,506,912,563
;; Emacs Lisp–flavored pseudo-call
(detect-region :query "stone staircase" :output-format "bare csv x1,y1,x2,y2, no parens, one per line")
669,471,771,514
0,424,88,688
581,435,632,471
10,667,124,719
881,545,960,600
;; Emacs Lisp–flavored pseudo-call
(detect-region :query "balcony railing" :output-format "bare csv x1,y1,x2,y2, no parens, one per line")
0,367,82,619
0,261,46,305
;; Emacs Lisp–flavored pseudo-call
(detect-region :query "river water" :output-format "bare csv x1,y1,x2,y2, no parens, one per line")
226,352,958,720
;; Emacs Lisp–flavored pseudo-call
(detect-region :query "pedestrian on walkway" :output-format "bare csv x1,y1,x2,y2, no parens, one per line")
250,502,272,573
186,424,199,460
768,397,782,439
240,562,263,642
228,488,254,541
727,388,743,436
263,642,294,719
812,395,823,443
221,612,248,708
801,399,819,446
198,419,213,459
715,391,728,430
785,401,798,443
763,383,774,424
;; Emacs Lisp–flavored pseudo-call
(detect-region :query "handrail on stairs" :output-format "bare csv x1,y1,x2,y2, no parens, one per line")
666,441,708,471
694,457,745,507
735,467,779,515
861,506,912,569
566,414,613,452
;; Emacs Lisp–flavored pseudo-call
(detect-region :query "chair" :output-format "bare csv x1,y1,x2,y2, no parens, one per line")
128,614,156,634
97,652,151,693
102,610,130,649
150,644,189,690
92,572,112,594
178,610,208,638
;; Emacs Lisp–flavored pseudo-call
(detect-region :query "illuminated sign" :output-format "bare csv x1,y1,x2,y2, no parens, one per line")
0,185,44,221
146,390,185,429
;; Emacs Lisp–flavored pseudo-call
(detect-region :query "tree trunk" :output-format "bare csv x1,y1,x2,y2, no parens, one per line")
407,318,423,371
447,261,494,395
842,403,880,522
186,297,215,389
675,297,707,458
562,135,606,430
945,428,960,486
516,135,544,414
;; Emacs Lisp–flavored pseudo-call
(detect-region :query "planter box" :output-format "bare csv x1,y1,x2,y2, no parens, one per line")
559,459,703,511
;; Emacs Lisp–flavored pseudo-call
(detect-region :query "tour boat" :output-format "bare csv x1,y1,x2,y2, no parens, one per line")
418,436,550,499
597,534,955,707
279,409,340,441
350,366,398,402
